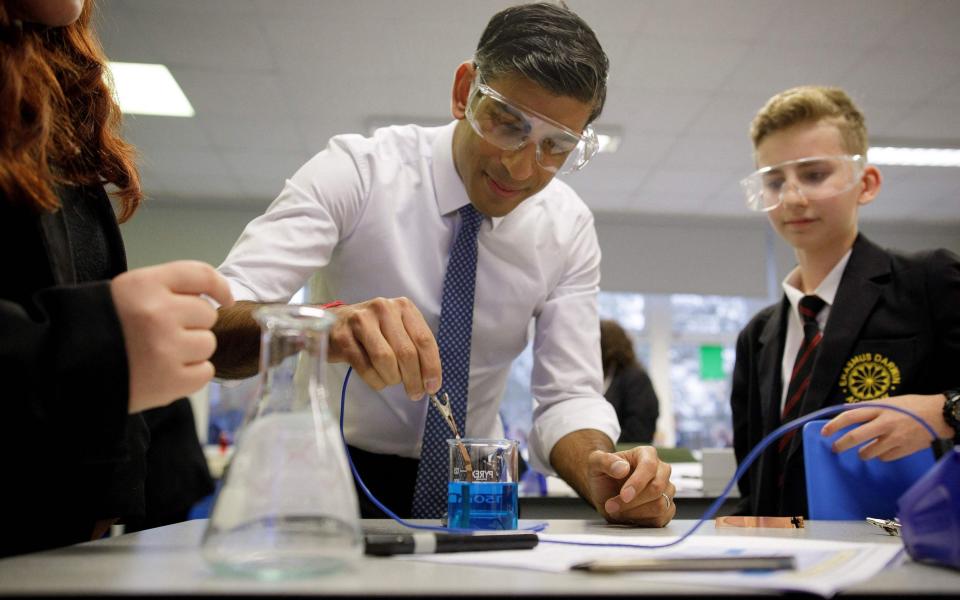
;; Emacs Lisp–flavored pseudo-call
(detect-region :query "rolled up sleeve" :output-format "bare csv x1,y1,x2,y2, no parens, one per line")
527,215,620,473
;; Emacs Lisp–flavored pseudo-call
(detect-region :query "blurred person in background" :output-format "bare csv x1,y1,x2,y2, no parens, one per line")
601,320,660,444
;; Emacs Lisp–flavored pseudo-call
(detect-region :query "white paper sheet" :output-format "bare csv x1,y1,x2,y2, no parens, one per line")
402,533,904,598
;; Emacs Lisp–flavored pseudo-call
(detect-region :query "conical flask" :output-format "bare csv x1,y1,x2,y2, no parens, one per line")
202,305,362,578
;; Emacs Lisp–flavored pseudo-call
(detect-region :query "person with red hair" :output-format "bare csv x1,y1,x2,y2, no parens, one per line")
0,0,233,556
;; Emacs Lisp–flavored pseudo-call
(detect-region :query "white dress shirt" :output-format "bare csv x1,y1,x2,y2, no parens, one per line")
780,249,853,411
218,122,620,473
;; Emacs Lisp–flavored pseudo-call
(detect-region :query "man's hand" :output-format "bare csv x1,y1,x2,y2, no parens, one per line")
111,261,234,414
550,430,675,527
821,394,954,461
587,447,676,527
326,297,442,400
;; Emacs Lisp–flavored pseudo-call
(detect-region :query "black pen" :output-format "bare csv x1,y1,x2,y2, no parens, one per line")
364,532,539,556
571,555,796,573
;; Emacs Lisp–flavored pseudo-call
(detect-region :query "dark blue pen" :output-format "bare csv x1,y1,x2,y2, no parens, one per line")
364,532,538,556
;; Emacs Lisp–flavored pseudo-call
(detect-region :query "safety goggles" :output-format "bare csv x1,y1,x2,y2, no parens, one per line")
740,155,866,212
465,72,599,175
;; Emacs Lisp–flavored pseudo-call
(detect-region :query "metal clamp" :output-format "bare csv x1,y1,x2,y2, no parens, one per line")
866,517,901,536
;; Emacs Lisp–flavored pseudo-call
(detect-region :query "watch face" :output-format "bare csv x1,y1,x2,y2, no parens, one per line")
947,393,960,424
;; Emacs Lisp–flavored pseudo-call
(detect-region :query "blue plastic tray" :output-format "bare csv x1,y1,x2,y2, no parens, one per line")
802,418,935,519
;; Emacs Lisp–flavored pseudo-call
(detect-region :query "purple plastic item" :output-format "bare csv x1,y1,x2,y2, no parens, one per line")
898,447,960,570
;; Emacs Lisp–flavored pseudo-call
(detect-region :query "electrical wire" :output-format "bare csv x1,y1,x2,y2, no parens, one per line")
338,366,546,533
339,365,940,547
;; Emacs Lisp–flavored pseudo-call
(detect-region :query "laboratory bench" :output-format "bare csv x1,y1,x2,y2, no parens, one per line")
1,518,957,599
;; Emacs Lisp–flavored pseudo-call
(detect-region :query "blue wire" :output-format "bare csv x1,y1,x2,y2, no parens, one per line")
339,365,938,547
542,401,937,550
338,366,547,533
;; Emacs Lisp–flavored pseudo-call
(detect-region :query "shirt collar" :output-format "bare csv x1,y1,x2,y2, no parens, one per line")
431,120,504,229
782,248,853,312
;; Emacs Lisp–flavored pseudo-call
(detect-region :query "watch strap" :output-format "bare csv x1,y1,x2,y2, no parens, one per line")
942,388,960,444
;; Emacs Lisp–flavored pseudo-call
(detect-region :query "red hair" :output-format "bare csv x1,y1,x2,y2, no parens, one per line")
0,0,141,221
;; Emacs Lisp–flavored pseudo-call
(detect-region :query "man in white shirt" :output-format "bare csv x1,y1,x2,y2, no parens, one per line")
213,2,675,526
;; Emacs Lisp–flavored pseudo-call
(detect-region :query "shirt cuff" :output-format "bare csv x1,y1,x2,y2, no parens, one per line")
527,395,621,476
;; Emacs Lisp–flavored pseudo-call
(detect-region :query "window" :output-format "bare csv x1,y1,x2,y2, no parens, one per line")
498,291,769,454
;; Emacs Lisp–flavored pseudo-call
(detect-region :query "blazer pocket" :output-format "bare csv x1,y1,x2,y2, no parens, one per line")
837,337,917,403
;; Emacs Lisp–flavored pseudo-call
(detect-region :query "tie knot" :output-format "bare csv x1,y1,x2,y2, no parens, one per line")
459,203,484,233
798,295,826,324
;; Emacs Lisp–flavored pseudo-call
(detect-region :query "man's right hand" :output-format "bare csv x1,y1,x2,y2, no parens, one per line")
110,261,234,414
325,297,441,400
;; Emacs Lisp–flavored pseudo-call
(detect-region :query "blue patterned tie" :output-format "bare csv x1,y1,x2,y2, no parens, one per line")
412,203,484,518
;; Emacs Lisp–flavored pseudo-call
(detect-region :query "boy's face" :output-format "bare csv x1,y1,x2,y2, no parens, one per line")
450,63,594,218
755,120,880,254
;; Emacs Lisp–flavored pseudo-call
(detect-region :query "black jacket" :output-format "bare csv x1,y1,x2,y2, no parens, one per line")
0,185,148,556
604,364,659,444
731,234,960,517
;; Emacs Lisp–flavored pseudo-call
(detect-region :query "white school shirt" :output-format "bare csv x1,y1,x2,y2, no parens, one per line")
779,250,852,411
218,122,620,474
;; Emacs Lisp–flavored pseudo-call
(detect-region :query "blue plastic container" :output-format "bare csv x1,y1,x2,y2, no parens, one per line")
898,447,960,570
802,419,935,519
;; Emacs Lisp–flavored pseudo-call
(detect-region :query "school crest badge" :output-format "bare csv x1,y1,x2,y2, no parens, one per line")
839,352,901,402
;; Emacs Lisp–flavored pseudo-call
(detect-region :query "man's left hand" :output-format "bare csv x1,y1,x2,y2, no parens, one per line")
587,446,676,527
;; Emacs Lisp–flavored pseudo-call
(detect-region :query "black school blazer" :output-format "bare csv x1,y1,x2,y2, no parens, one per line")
0,185,148,557
730,233,960,517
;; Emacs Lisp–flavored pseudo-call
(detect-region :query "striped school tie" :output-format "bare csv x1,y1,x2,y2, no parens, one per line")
777,294,827,487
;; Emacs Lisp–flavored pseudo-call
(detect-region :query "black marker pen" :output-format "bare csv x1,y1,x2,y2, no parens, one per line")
364,532,538,556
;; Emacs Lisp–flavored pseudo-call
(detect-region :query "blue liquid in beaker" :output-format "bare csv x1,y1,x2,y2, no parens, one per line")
446,481,518,530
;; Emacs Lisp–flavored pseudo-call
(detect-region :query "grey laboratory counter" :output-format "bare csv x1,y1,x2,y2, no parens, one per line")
1,519,957,598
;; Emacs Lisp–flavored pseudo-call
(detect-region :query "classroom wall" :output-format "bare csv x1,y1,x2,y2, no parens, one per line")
124,200,959,445
120,201,266,270
594,211,960,299
122,201,960,297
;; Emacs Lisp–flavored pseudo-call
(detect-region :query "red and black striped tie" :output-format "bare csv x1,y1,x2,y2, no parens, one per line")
777,294,826,486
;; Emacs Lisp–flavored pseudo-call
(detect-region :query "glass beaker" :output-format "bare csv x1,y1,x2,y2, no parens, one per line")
201,305,362,579
446,439,519,530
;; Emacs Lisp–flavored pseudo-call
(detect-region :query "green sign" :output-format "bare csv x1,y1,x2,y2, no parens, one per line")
700,345,725,380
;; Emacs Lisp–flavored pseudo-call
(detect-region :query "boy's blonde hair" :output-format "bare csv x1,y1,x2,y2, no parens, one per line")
750,86,868,156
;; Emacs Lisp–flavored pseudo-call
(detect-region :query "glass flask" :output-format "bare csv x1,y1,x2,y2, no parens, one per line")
202,305,362,579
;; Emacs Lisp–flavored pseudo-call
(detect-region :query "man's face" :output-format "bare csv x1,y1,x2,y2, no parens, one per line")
451,67,594,218
755,120,877,254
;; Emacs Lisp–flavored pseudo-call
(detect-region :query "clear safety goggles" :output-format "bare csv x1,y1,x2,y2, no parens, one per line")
465,72,599,175
740,154,866,212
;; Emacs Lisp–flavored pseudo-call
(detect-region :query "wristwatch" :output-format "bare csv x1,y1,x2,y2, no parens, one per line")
942,389,960,443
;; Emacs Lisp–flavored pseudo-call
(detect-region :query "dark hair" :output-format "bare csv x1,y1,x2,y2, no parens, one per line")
474,2,608,124
0,0,141,221
600,319,637,376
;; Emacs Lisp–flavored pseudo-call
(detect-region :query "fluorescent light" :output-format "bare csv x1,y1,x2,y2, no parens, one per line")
106,62,195,117
597,133,620,154
868,146,960,167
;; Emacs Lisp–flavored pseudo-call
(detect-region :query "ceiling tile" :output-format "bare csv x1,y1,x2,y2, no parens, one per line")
840,47,955,104
92,0,960,225
619,38,752,92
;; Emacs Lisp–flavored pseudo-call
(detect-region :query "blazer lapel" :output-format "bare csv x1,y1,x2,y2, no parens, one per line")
754,298,788,513
758,298,788,433
786,235,890,463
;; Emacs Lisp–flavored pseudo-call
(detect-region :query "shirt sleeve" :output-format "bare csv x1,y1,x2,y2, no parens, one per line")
217,135,371,302
526,212,621,474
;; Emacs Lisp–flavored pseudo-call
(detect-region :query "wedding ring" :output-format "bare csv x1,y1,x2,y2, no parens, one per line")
662,492,672,510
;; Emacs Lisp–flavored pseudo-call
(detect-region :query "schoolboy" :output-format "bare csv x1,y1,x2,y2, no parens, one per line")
730,85,960,517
